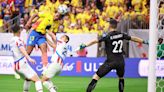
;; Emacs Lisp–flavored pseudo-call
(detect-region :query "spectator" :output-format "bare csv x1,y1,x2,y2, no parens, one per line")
132,0,142,12
15,0,24,14
71,0,82,7
0,15,4,32
3,5,12,22
25,0,33,7
160,3,164,15
96,0,104,11
76,48,88,57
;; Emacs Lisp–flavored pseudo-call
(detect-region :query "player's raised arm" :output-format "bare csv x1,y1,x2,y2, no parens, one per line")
46,31,57,49
85,40,99,47
78,40,99,50
130,36,148,44
46,30,56,43
24,13,38,30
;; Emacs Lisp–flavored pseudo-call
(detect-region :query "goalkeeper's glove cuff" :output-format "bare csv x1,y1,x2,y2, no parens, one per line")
143,40,149,45
80,44,87,49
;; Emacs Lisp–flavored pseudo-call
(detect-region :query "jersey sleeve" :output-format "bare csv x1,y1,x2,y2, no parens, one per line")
16,39,24,48
98,36,108,42
123,33,131,40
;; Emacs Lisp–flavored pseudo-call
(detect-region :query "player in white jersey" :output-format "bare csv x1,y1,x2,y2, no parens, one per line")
42,31,69,92
10,25,43,92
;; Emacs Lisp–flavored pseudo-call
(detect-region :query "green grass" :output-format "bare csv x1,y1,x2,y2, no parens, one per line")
0,75,148,92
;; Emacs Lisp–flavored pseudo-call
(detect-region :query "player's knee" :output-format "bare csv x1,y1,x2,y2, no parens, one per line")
41,75,49,82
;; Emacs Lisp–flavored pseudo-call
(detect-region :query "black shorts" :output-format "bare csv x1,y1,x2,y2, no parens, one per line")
96,59,125,78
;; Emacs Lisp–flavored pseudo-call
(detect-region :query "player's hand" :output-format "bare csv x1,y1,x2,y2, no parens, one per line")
79,44,87,50
143,40,149,45
28,58,36,65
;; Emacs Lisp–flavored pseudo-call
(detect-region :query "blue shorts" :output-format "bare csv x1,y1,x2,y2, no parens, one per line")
27,30,46,46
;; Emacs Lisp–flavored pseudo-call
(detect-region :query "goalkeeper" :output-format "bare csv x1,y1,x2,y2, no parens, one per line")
78,19,148,92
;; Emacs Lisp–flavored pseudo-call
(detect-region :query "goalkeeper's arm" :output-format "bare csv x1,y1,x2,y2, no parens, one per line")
85,40,99,47
80,40,99,49
131,36,148,44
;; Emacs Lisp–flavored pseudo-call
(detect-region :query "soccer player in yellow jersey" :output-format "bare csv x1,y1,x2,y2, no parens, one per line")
25,11,55,71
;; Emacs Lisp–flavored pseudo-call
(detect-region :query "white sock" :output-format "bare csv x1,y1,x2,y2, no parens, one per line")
23,80,31,92
35,81,43,92
43,80,57,92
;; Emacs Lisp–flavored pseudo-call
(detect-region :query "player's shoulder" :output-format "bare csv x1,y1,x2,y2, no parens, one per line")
108,31,121,36
10,36,20,45
112,31,129,36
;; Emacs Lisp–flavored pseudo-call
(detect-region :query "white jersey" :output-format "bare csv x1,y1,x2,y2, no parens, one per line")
10,36,25,62
51,40,67,65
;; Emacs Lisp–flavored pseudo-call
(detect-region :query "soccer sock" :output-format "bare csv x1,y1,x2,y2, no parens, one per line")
119,79,124,92
35,81,43,92
23,80,31,92
41,52,48,68
86,79,98,92
43,80,57,92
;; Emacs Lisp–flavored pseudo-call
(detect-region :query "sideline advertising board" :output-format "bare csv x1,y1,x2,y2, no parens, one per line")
2,56,163,78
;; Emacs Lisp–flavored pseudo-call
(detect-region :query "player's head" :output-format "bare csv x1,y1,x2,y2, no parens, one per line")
109,19,118,29
60,35,69,43
12,24,21,34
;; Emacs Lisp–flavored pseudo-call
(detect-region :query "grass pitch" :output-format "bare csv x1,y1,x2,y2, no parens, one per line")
0,75,147,92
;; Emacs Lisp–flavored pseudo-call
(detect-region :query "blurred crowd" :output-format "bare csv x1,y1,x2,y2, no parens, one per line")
0,0,163,34
159,0,164,29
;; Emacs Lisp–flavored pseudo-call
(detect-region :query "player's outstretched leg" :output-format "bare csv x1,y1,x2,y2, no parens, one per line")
118,77,124,92
30,75,43,92
86,73,100,92
23,79,31,92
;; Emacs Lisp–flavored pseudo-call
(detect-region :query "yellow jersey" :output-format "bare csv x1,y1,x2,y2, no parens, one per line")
32,12,53,34
0,19,3,27
160,7,164,14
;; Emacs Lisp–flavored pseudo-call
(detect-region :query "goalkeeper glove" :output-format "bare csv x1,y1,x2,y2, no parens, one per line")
79,44,87,50
45,25,51,30
143,40,149,45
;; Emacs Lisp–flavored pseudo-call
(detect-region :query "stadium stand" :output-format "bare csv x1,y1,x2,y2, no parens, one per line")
0,0,163,33
0,0,151,34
